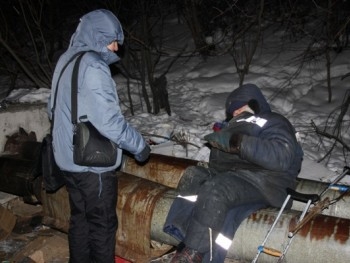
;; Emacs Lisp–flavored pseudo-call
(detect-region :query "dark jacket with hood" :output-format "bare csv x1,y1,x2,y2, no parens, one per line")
48,9,147,173
163,84,303,262
208,83,304,207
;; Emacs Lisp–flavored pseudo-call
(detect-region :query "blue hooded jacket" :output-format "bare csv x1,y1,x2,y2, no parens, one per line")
48,9,146,173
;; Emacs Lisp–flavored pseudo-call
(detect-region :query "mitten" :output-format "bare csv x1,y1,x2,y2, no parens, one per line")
135,144,151,162
204,130,241,154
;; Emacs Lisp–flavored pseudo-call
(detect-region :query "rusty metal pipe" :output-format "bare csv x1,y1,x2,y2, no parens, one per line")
122,154,350,219
120,153,199,189
229,208,350,262
293,179,350,219
2,153,350,262
121,154,350,261
149,186,350,263
30,169,350,263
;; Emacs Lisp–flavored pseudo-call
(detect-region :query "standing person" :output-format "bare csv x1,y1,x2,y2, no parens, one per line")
166,83,303,263
48,9,150,263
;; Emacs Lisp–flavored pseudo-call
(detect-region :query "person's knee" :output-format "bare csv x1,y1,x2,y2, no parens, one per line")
177,166,213,195
199,179,225,199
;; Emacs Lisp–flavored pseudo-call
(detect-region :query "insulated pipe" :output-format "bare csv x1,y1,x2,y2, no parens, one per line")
292,179,350,219
1,153,349,262
41,172,350,263
0,154,344,263
149,187,350,263
122,154,350,219
230,208,350,262
120,153,199,189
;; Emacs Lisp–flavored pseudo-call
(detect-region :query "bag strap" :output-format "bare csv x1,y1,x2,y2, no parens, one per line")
71,52,86,126
51,51,86,133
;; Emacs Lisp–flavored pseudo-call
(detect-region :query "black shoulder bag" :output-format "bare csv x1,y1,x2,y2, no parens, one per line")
71,52,118,167
41,52,85,192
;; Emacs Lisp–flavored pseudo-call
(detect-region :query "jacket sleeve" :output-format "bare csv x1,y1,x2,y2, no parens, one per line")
239,115,298,172
79,62,146,155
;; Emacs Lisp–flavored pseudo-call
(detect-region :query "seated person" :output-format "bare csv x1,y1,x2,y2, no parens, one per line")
165,83,303,263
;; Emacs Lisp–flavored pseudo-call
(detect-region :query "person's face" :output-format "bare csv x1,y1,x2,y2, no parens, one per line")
233,105,248,117
107,41,119,52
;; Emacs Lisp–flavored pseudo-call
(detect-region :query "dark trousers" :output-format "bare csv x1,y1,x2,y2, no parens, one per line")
64,171,118,263
181,168,268,253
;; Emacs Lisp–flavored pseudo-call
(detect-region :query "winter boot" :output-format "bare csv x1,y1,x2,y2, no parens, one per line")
170,246,203,263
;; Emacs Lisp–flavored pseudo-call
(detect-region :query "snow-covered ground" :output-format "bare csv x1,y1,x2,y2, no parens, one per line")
1,17,349,186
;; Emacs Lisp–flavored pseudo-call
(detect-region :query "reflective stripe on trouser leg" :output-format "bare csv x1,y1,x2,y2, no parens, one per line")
184,174,268,254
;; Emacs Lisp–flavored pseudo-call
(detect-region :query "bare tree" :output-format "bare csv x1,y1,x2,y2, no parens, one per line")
0,0,81,94
176,0,210,56
118,0,184,115
290,0,350,103
312,89,350,164
229,0,265,85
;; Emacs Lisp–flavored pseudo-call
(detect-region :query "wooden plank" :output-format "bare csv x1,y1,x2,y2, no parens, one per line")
0,205,16,240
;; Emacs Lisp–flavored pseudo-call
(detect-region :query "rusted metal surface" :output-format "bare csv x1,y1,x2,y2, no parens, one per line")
230,209,350,262
116,172,173,263
26,179,350,262
1,153,350,262
296,212,350,243
147,192,350,262
120,153,199,188
293,178,350,219
37,164,350,262
123,154,350,219
40,172,174,262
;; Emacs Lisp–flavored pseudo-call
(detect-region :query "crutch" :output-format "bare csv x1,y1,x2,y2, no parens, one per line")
251,188,319,263
288,166,350,238
252,166,350,263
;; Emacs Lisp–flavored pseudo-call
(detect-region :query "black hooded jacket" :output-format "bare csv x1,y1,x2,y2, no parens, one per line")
209,84,304,207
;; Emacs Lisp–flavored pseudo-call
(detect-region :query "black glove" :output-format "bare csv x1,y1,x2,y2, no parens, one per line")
135,144,151,162
229,134,243,154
